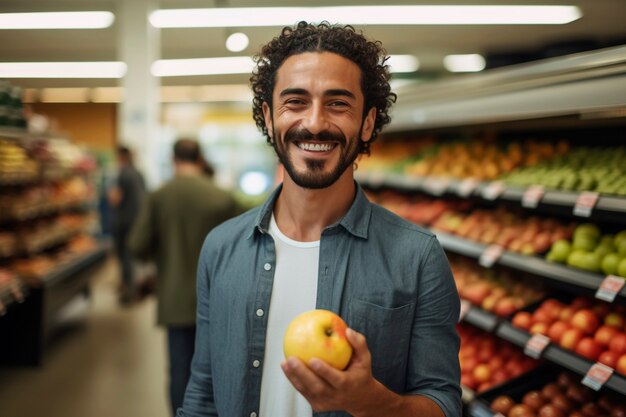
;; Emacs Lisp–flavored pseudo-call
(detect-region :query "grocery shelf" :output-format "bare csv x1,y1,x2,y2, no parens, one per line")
357,172,626,223
0,240,110,366
461,303,500,332
433,231,626,303
496,322,626,395
0,281,27,316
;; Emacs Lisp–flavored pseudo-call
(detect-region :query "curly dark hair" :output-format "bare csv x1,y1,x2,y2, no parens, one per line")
250,21,397,155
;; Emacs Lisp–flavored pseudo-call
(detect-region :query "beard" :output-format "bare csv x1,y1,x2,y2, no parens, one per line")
271,122,363,189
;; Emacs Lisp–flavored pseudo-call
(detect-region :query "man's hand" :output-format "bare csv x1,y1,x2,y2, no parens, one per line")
281,328,377,413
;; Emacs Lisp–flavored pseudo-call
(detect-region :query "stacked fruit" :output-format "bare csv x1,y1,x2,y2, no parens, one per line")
451,256,545,316
0,139,38,184
403,139,568,181
432,206,575,256
489,370,626,417
511,297,626,374
459,324,539,393
503,146,626,196
546,223,626,278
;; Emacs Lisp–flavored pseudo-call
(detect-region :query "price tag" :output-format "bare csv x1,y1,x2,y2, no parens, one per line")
456,178,478,197
459,299,471,323
423,177,450,196
574,191,599,217
524,333,551,359
582,362,614,391
479,245,504,268
595,275,626,303
481,181,506,200
522,185,545,209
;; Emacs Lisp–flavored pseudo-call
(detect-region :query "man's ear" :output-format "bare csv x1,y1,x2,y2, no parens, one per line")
361,107,376,142
262,102,273,138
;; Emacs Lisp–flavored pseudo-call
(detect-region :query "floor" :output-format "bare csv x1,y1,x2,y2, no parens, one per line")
0,255,171,417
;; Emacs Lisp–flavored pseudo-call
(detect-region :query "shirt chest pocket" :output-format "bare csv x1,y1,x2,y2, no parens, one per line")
346,299,414,391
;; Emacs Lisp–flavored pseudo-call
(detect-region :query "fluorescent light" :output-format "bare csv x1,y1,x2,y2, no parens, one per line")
0,62,127,78
40,88,89,103
152,57,255,77
0,11,114,29
226,33,250,52
388,55,419,73
150,6,581,28
444,54,486,72
160,85,252,102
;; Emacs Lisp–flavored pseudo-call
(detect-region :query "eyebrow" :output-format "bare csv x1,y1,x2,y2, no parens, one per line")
279,88,357,100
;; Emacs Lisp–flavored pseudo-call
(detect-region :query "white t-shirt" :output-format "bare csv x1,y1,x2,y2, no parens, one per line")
259,214,319,417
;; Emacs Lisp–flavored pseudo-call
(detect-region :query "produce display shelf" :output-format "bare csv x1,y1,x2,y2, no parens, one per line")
462,303,500,333
357,172,626,222
496,322,626,395
0,282,27,315
434,231,626,302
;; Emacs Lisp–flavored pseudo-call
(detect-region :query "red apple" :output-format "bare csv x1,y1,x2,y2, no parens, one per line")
570,309,600,335
594,325,619,346
609,333,626,355
530,322,549,335
494,297,518,316
598,350,620,368
548,321,571,343
512,311,533,330
560,328,585,350
283,309,352,370
559,306,576,322
472,363,491,383
617,353,626,375
575,337,603,361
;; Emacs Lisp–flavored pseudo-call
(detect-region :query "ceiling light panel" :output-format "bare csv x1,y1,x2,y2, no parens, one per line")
152,57,255,77
150,6,581,28
0,11,114,29
444,54,486,72
0,62,127,78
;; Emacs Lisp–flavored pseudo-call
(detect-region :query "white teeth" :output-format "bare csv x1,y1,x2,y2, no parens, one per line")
298,142,334,152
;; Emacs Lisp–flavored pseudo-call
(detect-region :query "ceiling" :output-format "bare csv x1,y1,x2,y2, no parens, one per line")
1,0,626,90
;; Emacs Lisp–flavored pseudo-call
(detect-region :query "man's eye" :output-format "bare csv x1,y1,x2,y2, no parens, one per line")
285,99,305,105
329,101,349,108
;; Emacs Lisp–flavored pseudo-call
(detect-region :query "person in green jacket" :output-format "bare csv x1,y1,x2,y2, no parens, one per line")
128,138,242,416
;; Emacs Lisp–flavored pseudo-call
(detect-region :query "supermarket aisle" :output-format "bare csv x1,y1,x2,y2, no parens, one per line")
0,255,170,417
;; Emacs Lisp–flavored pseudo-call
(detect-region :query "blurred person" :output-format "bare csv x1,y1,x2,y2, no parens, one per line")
178,22,461,417
108,146,145,304
128,138,242,416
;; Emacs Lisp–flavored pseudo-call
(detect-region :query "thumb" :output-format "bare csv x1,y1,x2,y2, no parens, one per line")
346,328,370,362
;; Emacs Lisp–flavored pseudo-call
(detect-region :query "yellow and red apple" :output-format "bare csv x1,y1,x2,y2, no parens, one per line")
283,309,353,370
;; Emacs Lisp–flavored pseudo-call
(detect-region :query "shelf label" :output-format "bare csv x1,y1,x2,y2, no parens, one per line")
524,333,551,359
482,181,506,200
582,362,614,391
423,177,450,196
457,178,478,198
479,245,504,268
595,275,626,303
574,191,599,217
522,185,545,209
459,299,471,323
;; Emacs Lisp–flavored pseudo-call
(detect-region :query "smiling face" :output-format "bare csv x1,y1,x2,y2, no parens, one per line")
263,52,375,189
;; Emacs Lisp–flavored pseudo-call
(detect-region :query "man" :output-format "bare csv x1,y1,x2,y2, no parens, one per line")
108,146,145,304
179,22,461,417
128,139,242,416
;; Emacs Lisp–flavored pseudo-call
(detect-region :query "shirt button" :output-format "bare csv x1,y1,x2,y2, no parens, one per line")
256,309,264,317
263,263,271,271
250,412,257,417
252,360,260,368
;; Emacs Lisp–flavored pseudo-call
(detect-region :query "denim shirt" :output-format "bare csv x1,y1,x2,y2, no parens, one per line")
178,183,461,417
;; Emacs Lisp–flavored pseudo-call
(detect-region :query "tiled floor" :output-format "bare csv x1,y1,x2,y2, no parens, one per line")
0,256,170,417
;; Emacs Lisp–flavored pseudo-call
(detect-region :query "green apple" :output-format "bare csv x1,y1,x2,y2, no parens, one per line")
573,234,597,252
601,253,621,276
618,239,626,257
549,239,572,263
567,250,587,269
580,252,602,273
614,230,626,247
618,258,626,278
574,223,601,241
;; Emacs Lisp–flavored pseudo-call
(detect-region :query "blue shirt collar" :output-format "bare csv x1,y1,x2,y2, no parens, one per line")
248,181,371,240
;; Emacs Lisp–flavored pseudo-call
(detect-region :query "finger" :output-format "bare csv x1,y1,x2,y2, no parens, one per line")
282,357,331,394
308,358,344,387
346,328,369,358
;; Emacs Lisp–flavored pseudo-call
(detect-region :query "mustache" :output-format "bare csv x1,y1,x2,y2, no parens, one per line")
284,127,346,145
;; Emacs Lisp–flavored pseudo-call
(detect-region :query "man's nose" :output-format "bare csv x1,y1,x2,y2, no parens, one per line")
301,103,329,135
